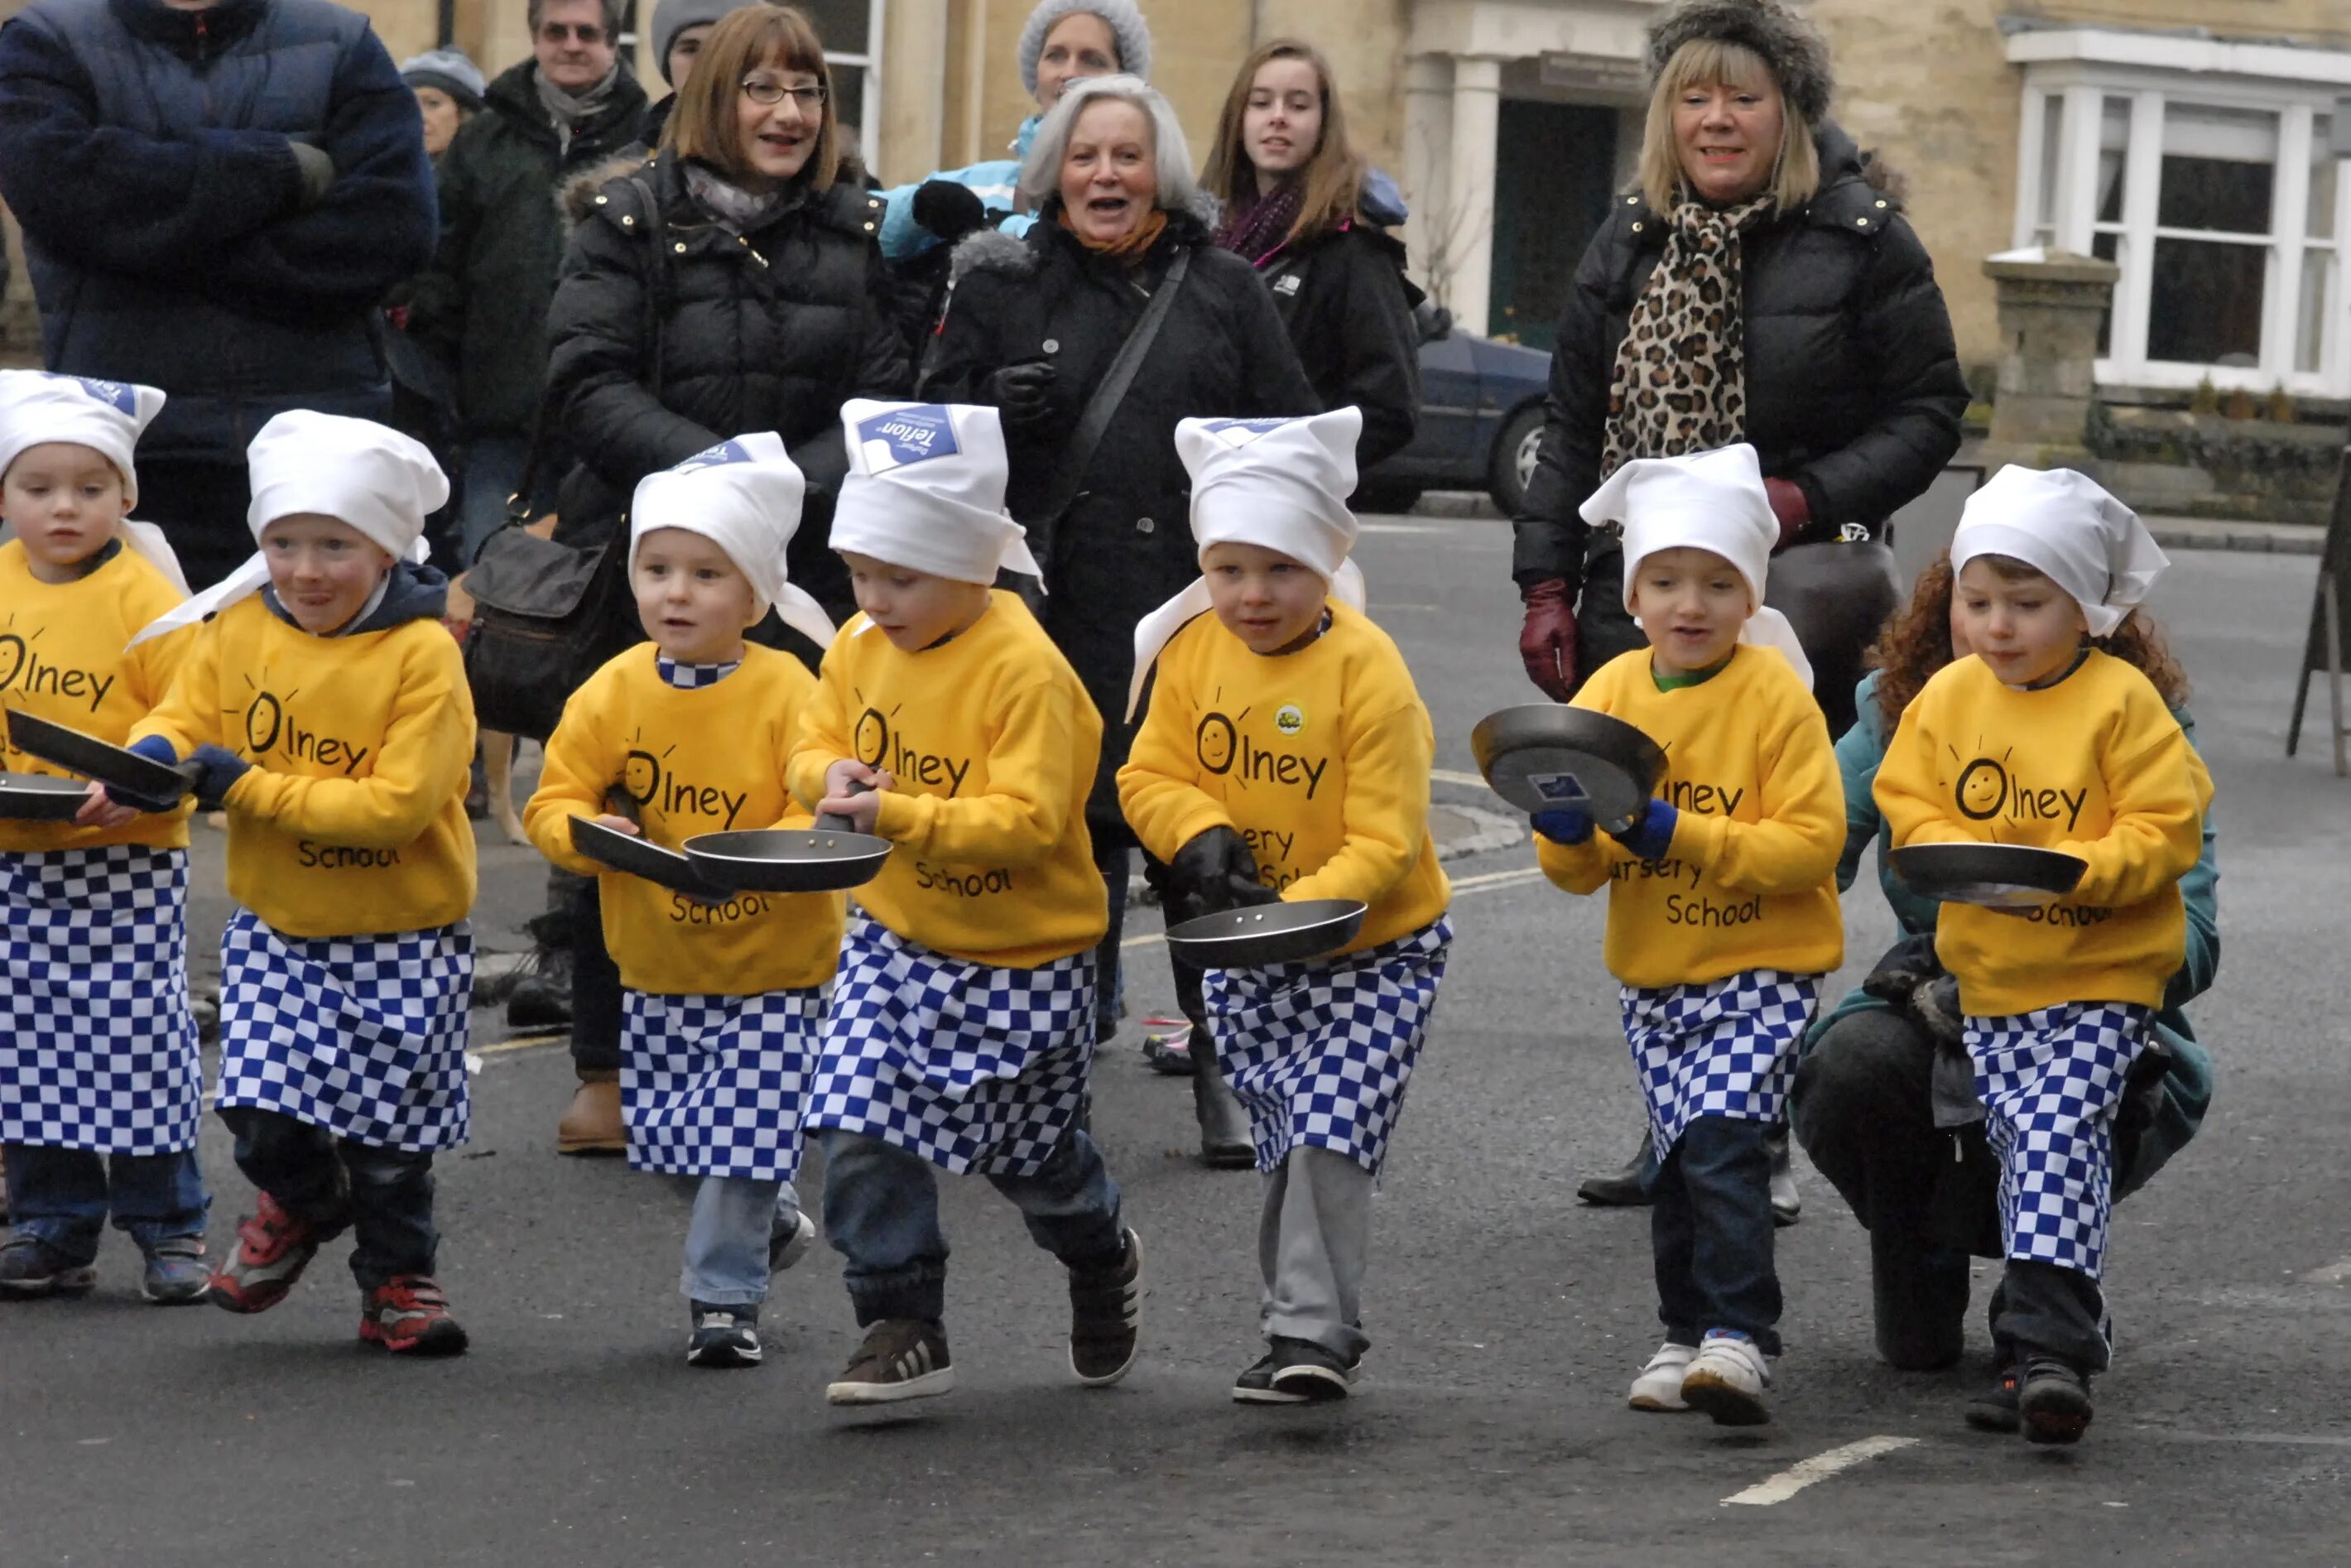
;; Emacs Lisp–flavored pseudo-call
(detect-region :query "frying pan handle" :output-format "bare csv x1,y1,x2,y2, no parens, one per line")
816,777,874,833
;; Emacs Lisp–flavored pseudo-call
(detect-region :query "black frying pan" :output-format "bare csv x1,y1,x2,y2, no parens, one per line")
1163,898,1368,969
5,709,199,811
1469,705,1667,831
0,772,95,821
570,815,724,899
1890,843,2087,911
683,782,891,895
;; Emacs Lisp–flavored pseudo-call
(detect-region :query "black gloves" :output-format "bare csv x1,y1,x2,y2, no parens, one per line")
1166,826,1276,925
912,179,988,243
987,361,1058,430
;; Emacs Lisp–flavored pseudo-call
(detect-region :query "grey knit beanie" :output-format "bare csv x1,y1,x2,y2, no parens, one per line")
651,0,747,85
399,47,487,111
1017,0,1151,98
1645,0,1834,127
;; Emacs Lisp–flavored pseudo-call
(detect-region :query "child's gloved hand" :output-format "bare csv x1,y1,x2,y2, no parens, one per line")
103,734,184,811
1607,797,1679,860
1530,806,1594,845
187,744,252,800
1169,825,1258,924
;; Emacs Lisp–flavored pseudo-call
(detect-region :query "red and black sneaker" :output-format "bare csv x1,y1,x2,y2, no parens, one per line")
207,1191,341,1315
360,1275,469,1356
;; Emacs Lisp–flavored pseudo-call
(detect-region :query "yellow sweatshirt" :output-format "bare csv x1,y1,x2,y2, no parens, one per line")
0,541,198,854
1538,645,1845,988
136,596,477,939
526,645,844,994
789,592,1107,967
1118,602,1450,955
1873,649,2211,1017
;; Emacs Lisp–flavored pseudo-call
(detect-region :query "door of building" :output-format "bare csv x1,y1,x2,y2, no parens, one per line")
1490,100,1619,350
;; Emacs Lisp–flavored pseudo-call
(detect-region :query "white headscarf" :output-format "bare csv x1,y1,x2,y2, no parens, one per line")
628,434,837,652
1951,465,2168,637
127,411,445,648
0,370,188,594
829,400,1042,589
1126,409,1366,719
1579,442,1813,690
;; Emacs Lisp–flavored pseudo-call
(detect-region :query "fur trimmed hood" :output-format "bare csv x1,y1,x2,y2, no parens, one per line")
1646,0,1834,127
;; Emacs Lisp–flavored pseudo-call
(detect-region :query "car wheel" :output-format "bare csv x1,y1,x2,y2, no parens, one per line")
1352,481,1424,515
1489,406,1544,516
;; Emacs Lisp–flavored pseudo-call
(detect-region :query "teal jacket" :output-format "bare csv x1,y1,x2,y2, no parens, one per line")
1815,669,2218,1190
874,114,1042,262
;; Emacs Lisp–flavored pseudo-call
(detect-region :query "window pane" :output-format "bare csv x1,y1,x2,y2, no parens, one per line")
2147,238,2266,363
2313,119,2339,240
2159,105,2278,234
798,0,872,51
2036,94,2063,229
2299,248,2332,373
832,65,865,144
2097,97,2131,224
2092,231,2119,355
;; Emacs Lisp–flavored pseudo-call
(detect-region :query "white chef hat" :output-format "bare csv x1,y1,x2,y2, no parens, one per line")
628,434,837,652
1951,465,2168,638
1580,442,1813,690
829,400,1042,588
127,411,444,647
1125,409,1368,719
0,370,189,594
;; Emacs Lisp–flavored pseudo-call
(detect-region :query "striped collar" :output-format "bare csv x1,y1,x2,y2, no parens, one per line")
656,655,740,690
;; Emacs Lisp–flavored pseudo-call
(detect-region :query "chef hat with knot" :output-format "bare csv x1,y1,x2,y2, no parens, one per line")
1951,465,2168,638
0,370,188,594
1580,442,1813,690
1124,409,1368,719
830,401,1042,588
629,433,837,652
127,411,445,648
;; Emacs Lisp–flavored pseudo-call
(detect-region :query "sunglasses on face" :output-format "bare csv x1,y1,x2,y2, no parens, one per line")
538,22,606,44
742,76,827,108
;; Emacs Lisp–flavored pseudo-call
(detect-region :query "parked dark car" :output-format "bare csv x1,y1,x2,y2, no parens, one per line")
1357,307,1551,515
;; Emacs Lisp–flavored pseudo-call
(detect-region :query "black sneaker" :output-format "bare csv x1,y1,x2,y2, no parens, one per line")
1964,1364,2022,1433
0,1233,96,1299
2019,1358,2094,1445
1269,1335,1355,1402
1233,1349,1310,1404
685,1302,762,1368
826,1317,954,1404
1067,1227,1143,1386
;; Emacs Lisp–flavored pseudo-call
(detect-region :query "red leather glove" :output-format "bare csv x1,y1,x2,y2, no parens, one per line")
1763,478,1810,549
1518,578,1578,701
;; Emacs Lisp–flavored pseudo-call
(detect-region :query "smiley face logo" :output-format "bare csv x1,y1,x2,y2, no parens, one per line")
1274,703,1305,737
621,749,661,805
1195,713,1237,774
243,693,283,753
854,707,892,768
0,621,27,691
1951,744,2012,822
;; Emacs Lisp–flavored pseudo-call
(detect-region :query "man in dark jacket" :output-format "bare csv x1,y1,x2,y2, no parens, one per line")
405,0,647,562
0,0,436,589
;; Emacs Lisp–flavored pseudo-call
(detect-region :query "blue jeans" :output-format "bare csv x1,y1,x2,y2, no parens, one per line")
672,1175,803,1308
1094,844,1128,1037
454,430,531,565
819,1128,1124,1325
1651,1115,1781,1355
3,1143,207,1262
221,1108,439,1290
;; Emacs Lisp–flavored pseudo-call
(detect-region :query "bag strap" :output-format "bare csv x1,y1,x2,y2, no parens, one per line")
1039,246,1192,524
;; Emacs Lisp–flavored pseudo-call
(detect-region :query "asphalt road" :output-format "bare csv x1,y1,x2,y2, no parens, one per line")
6,522,2349,1566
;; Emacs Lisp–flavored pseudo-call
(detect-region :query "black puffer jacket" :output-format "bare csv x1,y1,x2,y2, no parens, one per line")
544,149,911,618
921,204,1319,836
1514,124,1968,590
1256,220,1421,470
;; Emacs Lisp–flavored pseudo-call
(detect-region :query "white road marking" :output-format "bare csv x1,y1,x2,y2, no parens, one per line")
2305,1256,2351,1283
1720,1436,1920,1507
1359,522,1452,535
1431,768,1493,791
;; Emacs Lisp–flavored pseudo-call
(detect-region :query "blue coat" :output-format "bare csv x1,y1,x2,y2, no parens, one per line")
1816,668,2219,1190
0,0,436,462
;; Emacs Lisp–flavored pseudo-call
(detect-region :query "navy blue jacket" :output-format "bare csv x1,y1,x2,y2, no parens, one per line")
0,0,436,462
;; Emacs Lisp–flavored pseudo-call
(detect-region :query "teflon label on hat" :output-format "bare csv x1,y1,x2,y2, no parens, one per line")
1199,417,1291,449
46,374,137,415
857,406,961,474
675,438,758,471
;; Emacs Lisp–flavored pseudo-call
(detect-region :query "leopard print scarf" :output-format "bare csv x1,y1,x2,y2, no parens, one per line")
1599,193,1776,482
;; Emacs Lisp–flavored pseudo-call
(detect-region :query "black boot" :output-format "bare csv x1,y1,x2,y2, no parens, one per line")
1191,1030,1255,1169
504,910,575,1031
1575,1128,1654,1207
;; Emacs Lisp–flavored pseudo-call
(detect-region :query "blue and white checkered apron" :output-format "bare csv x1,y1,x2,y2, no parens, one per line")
1201,915,1452,1175
214,909,474,1152
0,845,200,1155
621,987,822,1181
1619,969,1820,1157
805,916,1095,1176
1968,1001,2151,1280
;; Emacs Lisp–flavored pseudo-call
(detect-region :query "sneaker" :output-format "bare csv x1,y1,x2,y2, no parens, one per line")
1268,1335,1354,1402
1067,1226,1143,1386
1627,1341,1699,1412
139,1235,211,1306
1677,1330,1773,1426
826,1318,954,1405
768,1205,818,1274
358,1275,470,1356
2018,1358,2094,1445
686,1303,763,1368
1964,1364,2022,1433
1232,1349,1309,1405
207,1191,339,1315
0,1233,97,1299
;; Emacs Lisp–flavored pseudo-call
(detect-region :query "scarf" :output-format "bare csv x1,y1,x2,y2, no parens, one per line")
536,62,621,153
1599,192,1775,482
683,162,792,235
1213,180,1306,266
1056,204,1168,261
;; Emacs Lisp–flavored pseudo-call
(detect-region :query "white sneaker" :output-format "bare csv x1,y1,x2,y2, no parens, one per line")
768,1206,818,1273
1627,1342,1698,1412
1677,1331,1773,1426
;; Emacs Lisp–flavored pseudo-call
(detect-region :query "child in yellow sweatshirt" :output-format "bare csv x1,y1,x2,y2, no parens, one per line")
791,401,1139,1409
108,411,478,1357
525,435,845,1370
0,373,209,1306
1873,466,2209,1445
1536,445,1843,1426
1118,408,1451,1404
